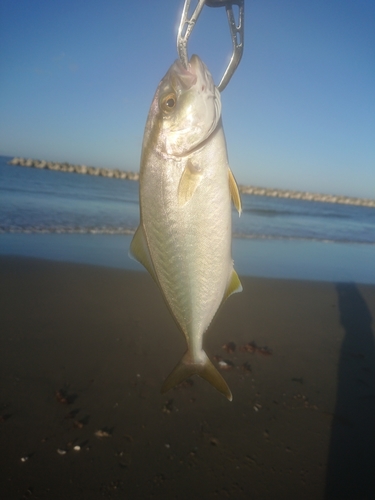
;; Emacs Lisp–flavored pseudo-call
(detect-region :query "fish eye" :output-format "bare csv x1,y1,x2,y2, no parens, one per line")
161,93,176,113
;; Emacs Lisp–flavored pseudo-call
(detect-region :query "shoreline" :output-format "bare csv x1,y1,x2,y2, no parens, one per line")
1,232,375,284
6,156,375,208
1,255,374,498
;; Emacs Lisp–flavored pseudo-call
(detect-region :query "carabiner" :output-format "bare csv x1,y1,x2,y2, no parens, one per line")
177,0,206,70
177,0,244,92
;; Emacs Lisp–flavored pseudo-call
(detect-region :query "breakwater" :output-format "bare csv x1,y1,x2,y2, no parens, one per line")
8,156,375,208
239,185,375,208
8,157,139,181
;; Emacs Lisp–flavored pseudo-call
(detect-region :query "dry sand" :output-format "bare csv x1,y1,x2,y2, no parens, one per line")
0,256,374,499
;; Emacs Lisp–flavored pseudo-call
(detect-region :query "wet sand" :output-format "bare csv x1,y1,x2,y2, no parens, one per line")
0,256,374,499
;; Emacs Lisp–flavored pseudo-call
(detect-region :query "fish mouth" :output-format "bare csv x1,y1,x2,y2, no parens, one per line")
189,54,206,76
170,59,197,93
170,55,214,94
189,55,215,94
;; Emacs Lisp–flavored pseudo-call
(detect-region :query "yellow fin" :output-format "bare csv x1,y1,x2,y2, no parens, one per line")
178,161,202,207
129,226,157,282
161,351,232,401
228,167,242,215
224,268,243,301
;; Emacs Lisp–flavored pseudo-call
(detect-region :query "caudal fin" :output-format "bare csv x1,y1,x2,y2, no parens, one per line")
161,351,233,401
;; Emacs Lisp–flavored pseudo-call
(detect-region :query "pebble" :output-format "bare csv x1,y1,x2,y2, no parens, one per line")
218,360,234,370
95,429,111,438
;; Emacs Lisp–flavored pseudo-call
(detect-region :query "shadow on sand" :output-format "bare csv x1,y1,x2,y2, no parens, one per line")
325,283,375,499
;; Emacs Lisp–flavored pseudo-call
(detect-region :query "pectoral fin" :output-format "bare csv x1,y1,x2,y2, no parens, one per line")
228,167,242,215
129,225,157,282
178,161,202,207
223,268,243,301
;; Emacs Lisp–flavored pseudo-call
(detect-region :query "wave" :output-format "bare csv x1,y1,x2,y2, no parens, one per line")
241,207,352,219
1,185,139,205
1,226,374,245
233,231,375,245
0,226,136,235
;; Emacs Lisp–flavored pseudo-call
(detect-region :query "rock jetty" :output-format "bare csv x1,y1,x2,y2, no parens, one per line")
8,157,139,181
8,157,375,208
239,185,375,208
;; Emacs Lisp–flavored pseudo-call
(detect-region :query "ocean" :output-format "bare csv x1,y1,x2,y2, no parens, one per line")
1,155,374,283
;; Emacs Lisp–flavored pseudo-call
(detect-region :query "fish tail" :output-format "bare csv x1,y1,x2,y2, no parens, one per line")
161,351,233,401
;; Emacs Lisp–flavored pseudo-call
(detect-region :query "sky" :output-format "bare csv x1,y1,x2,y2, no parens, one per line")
0,0,374,199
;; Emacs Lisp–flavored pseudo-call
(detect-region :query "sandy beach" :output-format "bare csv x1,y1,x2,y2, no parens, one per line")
1,255,374,499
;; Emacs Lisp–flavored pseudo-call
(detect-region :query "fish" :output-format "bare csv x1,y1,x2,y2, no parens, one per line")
130,54,242,401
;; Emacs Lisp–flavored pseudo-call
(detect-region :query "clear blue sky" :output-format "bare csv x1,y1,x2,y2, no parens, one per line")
1,0,374,198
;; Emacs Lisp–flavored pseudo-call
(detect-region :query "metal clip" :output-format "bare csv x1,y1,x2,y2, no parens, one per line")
177,0,244,92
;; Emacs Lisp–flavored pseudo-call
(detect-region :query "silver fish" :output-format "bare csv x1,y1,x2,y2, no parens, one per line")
130,55,242,400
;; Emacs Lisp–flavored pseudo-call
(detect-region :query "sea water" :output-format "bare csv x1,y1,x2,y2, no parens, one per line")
1,156,374,283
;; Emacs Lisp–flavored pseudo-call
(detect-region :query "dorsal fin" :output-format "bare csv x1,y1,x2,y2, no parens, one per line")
228,167,242,215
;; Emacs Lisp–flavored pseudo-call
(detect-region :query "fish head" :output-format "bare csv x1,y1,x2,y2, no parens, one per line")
153,54,221,156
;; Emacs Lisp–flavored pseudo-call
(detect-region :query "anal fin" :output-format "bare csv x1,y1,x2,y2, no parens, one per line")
224,268,243,301
129,225,157,282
